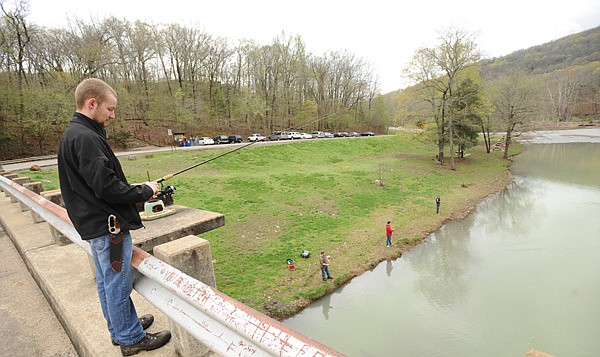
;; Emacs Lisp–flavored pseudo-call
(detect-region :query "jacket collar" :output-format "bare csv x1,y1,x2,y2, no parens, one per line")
72,112,106,137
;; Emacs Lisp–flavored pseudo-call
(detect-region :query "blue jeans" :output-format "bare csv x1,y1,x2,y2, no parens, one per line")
321,266,331,280
386,235,392,246
88,232,144,345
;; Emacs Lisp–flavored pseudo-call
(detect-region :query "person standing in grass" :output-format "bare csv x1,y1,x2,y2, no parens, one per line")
436,196,441,214
386,221,394,247
320,251,332,281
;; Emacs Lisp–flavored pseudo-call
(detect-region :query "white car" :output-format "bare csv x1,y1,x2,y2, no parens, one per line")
200,137,215,145
289,131,302,140
300,132,313,139
248,133,266,142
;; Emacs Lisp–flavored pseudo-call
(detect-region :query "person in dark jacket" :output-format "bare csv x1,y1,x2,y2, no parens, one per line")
58,78,171,356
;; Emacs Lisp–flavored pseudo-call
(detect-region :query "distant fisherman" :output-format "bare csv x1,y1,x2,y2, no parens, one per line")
386,221,395,247
320,251,333,281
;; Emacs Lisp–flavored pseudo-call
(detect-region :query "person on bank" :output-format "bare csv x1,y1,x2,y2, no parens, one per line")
386,221,395,247
436,196,441,214
320,251,333,281
57,78,171,356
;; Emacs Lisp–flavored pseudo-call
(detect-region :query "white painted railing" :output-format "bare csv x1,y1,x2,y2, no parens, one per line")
0,175,344,357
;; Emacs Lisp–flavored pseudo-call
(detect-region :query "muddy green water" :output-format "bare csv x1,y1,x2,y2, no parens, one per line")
284,129,600,356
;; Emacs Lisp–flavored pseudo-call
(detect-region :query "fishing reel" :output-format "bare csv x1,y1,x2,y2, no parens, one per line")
156,184,176,207
140,184,177,221
157,185,176,198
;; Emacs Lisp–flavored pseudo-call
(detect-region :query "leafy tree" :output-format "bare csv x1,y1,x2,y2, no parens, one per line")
452,76,484,157
404,27,481,168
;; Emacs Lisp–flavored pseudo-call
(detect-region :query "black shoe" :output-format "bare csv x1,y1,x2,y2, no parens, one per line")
120,331,172,356
327,276,333,279
111,314,155,346
139,314,154,330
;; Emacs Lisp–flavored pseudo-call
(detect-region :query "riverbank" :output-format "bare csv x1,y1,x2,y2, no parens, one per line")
280,147,518,318
22,133,521,319
284,129,600,356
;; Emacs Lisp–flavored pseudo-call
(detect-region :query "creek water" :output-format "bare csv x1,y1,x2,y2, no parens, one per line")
283,129,600,356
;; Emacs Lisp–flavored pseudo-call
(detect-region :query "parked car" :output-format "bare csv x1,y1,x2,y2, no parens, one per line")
268,131,291,140
348,132,359,137
300,132,313,139
248,133,266,142
311,131,325,138
323,132,334,138
360,131,375,136
199,137,215,145
213,135,229,144
228,134,243,143
333,132,347,137
289,131,302,140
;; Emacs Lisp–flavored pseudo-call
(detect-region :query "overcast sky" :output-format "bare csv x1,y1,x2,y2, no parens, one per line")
26,0,600,93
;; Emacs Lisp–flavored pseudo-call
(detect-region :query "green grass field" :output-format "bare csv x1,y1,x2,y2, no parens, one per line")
26,133,520,318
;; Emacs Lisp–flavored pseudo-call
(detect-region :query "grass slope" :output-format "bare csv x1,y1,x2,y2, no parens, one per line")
27,133,519,319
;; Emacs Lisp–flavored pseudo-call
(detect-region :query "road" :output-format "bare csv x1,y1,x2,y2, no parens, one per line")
0,137,344,172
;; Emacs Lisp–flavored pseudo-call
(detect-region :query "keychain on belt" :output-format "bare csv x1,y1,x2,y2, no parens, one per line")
107,214,124,272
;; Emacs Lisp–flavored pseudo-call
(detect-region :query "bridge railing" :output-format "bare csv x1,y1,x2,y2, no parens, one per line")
0,175,344,357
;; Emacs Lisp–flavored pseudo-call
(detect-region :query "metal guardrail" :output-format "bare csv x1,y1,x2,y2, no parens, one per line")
0,175,344,357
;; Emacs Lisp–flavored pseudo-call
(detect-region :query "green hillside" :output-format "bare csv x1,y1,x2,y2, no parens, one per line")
481,25,600,77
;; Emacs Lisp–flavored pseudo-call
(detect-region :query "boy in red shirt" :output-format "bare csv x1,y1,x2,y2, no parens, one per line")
386,221,395,247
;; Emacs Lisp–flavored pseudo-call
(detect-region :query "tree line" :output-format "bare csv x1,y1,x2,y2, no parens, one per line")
399,26,600,169
2,0,597,165
0,0,388,159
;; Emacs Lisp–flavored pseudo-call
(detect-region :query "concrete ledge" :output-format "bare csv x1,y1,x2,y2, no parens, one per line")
0,194,177,357
134,205,225,253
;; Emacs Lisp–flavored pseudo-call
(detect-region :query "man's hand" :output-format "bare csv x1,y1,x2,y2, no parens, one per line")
144,181,159,196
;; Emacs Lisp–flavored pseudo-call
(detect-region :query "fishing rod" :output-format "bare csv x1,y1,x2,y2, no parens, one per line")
155,140,258,184
154,104,356,185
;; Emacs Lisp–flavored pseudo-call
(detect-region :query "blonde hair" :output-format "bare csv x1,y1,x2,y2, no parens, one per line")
75,78,117,110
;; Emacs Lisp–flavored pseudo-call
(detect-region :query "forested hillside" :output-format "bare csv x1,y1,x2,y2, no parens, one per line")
0,1,387,160
1,0,598,161
384,26,599,169
481,25,600,77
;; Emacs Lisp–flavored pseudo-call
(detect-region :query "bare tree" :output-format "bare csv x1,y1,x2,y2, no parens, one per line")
65,17,117,79
205,36,232,120
1,0,32,156
405,47,448,163
545,72,579,123
490,73,537,159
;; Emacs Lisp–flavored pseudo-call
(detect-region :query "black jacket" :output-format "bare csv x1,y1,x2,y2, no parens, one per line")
58,113,153,240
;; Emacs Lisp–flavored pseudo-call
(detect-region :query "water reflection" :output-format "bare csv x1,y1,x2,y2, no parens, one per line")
511,143,600,188
321,293,332,320
386,259,393,277
407,221,476,309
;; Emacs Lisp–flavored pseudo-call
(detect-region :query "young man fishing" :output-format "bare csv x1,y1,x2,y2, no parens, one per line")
58,78,171,356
